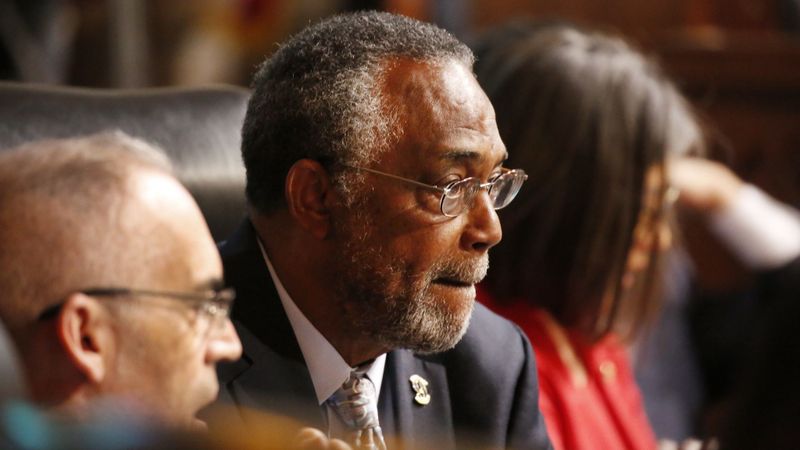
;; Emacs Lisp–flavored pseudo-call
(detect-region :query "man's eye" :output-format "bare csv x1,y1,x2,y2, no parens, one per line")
488,170,505,182
436,175,463,188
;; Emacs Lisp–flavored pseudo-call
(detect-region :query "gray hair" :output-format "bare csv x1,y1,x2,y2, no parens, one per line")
0,131,172,331
241,10,474,214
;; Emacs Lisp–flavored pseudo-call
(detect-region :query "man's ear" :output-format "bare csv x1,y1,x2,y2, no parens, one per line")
56,293,114,385
285,159,336,240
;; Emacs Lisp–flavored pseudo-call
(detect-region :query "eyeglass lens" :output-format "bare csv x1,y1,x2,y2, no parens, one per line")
195,292,234,339
441,171,525,216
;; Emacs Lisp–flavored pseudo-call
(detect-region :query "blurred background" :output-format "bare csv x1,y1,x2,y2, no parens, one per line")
2,0,796,208
3,0,798,379
2,0,799,443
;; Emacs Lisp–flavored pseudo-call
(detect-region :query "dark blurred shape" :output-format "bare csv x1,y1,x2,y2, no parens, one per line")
779,0,800,31
345,0,382,11
716,259,800,450
1,401,318,449
0,0,76,83
0,320,25,403
0,83,249,241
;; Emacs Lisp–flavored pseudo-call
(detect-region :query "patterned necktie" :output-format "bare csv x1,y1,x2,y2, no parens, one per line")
327,372,387,450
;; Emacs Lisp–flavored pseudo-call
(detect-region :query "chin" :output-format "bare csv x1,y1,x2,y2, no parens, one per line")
188,385,220,431
399,294,474,355
189,416,209,432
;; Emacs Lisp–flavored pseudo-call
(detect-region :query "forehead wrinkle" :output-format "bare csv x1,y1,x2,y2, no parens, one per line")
387,59,477,128
437,149,509,172
383,59,507,170
440,149,481,161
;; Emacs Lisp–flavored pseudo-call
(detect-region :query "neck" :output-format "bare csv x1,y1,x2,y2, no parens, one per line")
332,338,389,367
22,331,86,407
253,214,389,366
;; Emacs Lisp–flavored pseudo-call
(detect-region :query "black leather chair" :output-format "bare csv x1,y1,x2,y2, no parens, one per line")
0,320,24,402
0,82,250,242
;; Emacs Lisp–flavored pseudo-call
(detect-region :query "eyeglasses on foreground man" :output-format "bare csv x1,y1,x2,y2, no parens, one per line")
0,132,351,450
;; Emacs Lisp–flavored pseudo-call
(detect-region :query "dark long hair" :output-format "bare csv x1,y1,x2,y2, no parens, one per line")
475,22,704,339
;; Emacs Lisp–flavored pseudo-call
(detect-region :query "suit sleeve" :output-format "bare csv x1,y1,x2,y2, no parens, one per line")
446,304,553,450
507,324,553,450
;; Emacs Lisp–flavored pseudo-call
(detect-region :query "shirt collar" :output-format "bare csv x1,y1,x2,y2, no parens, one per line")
257,239,385,405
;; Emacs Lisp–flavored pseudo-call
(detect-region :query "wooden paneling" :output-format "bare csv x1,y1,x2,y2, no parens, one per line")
656,31,800,206
471,0,692,38
469,0,800,289
471,0,800,206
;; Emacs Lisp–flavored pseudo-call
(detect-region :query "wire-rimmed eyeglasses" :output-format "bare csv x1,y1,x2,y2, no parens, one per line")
344,165,528,217
37,287,236,327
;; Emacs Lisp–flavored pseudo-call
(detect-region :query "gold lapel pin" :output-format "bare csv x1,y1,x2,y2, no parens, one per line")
409,374,430,406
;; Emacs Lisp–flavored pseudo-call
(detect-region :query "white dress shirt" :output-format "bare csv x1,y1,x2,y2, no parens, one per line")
257,239,386,434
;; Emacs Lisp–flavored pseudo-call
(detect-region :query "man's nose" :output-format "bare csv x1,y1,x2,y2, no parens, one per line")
206,318,242,363
460,190,502,252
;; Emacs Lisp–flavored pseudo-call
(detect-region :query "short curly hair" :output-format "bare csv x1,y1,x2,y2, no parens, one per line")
241,11,474,214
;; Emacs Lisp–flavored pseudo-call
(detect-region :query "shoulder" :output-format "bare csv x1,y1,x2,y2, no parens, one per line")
435,302,552,449
437,302,535,398
218,219,269,295
444,302,532,370
218,219,259,266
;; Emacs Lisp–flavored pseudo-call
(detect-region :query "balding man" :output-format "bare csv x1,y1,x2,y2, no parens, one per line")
0,132,242,430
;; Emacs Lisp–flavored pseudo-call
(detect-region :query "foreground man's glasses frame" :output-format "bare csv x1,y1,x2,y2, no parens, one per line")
37,287,236,324
343,164,528,217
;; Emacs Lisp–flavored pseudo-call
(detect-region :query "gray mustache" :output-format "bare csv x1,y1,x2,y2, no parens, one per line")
431,254,489,285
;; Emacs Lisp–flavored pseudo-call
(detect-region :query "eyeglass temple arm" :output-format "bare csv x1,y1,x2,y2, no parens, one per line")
81,287,234,302
348,166,446,193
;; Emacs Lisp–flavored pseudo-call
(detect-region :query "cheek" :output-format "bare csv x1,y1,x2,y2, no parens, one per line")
350,197,465,284
111,317,212,422
141,320,205,384
386,221,462,264
378,238,441,286
172,331,209,375
160,334,212,411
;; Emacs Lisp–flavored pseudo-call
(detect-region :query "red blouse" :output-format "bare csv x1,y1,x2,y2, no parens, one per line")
480,290,657,450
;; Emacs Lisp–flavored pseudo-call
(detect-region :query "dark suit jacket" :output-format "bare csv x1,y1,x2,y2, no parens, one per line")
717,255,800,450
216,220,552,450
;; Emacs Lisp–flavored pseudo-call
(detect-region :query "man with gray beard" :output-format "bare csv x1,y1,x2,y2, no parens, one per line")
216,11,552,450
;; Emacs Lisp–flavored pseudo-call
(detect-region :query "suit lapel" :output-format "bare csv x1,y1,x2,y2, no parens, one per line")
218,220,459,443
217,220,323,428
380,350,456,450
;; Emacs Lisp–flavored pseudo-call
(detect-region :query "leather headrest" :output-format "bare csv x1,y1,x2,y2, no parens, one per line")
0,82,250,241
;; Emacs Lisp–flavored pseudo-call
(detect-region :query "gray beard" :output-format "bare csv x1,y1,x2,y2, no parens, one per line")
333,212,486,354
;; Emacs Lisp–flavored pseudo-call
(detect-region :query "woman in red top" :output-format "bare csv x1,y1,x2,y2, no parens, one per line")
473,22,705,450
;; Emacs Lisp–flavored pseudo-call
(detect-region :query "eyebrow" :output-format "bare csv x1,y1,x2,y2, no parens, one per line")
197,278,226,292
439,149,509,167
